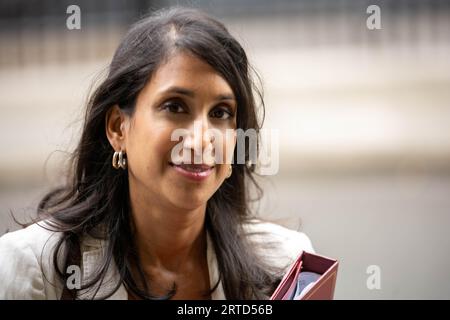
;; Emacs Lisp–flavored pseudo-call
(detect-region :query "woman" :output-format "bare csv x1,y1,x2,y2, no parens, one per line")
0,6,313,300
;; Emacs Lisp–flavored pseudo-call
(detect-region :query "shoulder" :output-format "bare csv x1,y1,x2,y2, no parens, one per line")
0,222,61,252
242,219,315,271
243,220,315,252
0,222,63,299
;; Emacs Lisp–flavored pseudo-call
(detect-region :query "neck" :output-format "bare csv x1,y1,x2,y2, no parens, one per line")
129,181,207,272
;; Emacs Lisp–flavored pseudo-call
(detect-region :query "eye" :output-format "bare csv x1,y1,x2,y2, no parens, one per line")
210,107,233,120
161,101,186,114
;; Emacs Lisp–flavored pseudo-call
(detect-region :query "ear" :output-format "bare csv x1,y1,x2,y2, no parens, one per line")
105,105,128,152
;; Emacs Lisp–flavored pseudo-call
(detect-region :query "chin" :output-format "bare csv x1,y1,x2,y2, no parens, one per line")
169,191,209,211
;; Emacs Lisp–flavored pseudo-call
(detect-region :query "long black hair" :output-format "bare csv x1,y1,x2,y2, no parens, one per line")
36,6,283,300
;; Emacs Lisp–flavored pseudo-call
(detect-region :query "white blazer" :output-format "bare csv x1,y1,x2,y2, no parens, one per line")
0,220,314,299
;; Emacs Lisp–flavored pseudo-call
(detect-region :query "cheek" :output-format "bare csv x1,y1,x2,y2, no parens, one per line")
222,130,236,165
127,121,176,175
215,133,235,178
216,164,228,179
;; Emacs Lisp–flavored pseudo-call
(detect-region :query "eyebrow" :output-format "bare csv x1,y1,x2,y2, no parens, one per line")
162,86,235,102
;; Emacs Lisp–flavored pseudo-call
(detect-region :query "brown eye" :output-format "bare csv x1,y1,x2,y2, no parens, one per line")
210,107,233,120
162,101,185,113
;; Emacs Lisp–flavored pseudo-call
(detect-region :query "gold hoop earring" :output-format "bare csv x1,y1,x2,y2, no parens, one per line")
226,165,232,178
112,150,127,170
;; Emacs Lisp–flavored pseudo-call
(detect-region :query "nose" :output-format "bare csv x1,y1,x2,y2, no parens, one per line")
182,118,214,164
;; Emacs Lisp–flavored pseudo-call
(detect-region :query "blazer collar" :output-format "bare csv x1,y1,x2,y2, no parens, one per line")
80,230,225,300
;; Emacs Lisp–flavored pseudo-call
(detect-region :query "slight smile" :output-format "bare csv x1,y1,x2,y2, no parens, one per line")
169,162,214,182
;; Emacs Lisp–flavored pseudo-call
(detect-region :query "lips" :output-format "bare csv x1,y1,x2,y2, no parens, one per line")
169,162,214,181
171,163,213,172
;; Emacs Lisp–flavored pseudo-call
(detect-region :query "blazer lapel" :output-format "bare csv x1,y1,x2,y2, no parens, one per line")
79,230,225,300
206,231,225,299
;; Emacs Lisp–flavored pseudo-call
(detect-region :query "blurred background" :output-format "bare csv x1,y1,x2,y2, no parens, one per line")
1,0,449,299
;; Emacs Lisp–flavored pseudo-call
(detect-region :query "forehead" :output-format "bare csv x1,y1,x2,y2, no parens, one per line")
145,51,234,97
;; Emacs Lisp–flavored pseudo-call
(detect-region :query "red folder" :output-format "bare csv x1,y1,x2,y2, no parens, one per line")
270,251,339,300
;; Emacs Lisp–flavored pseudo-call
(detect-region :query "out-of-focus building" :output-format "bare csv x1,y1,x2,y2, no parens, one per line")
1,0,449,299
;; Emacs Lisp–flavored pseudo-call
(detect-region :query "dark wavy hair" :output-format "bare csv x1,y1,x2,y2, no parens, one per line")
35,6,283,300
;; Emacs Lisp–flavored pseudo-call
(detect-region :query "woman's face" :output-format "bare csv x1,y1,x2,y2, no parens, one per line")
118,52,237,211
